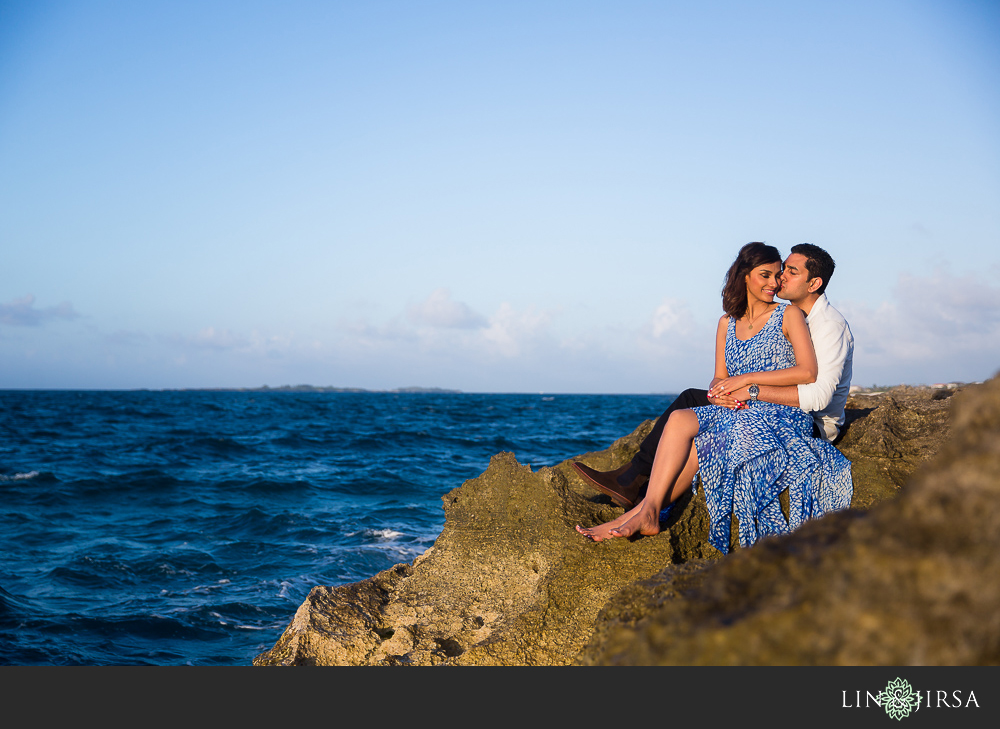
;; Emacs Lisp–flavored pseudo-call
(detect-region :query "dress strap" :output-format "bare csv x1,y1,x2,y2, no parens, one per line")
766,303,788,330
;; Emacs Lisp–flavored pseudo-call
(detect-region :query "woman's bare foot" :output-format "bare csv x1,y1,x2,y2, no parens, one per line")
576,501,661,542
575,508,632,542
607,503,662,539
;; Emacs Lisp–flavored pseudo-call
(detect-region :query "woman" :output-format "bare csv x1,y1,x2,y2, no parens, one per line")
576,242,852,551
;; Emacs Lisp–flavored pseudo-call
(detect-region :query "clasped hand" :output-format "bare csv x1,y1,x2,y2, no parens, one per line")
708,375,751,410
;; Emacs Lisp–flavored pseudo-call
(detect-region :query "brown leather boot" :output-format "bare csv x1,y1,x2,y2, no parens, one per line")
571,462,649,509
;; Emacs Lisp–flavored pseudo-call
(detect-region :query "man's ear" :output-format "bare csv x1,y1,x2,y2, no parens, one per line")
807,277,823,294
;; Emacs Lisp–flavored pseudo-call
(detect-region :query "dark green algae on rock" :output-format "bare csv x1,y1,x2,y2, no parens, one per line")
255,379,995,666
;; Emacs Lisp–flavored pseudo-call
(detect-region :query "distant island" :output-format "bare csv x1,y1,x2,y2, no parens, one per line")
177,385,463,394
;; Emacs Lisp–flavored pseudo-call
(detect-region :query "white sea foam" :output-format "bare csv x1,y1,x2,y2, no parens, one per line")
1,471,39,482
191,582,228,594
371,528,403,539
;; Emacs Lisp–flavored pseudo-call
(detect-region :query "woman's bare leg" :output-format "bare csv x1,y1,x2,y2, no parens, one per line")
576,409,700,541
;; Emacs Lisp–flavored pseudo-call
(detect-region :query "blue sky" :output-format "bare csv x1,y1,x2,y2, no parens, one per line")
2,0,999,392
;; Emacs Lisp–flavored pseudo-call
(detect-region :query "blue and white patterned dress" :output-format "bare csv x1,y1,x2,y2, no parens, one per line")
693,304,853,553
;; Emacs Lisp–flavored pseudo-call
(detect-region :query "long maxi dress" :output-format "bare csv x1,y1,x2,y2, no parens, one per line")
692,303,853,553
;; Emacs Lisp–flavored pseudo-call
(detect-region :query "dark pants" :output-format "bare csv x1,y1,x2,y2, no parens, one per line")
632,388,710,475
631,387,822,477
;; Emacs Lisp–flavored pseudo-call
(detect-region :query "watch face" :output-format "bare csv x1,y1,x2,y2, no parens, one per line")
749,384,759,398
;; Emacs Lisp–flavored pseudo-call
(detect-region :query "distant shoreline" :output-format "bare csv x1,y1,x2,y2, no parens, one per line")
0,383,983,395
0,386,464,394
0,387,682,395
178,385,465,394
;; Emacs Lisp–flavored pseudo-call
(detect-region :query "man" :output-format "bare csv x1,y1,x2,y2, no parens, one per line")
574,243,854,509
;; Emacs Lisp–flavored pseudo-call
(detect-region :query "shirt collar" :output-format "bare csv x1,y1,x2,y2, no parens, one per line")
807,293,829,321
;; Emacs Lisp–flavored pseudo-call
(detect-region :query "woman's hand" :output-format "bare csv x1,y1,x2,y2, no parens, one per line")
709,374,750,399
707,390,748,410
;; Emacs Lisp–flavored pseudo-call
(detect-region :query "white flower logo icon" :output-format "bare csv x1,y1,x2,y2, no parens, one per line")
878,677,919,720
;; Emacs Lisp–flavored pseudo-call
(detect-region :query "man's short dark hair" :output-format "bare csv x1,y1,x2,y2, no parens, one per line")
791,243,835,295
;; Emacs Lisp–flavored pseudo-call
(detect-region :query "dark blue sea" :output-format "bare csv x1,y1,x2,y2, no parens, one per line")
0,390,672,665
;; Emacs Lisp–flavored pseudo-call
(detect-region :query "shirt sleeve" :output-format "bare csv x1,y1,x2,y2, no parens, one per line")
798,315,851,413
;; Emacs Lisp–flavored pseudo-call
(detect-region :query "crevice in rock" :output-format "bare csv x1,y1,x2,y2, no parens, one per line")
434,637,464,658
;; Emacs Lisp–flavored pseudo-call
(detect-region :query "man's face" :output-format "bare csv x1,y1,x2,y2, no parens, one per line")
777,253,818,303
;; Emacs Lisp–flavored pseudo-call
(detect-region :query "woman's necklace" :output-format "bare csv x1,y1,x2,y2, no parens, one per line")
744,304,772,331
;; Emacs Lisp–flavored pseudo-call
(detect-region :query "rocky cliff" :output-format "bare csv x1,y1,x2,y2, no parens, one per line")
254,378,998,665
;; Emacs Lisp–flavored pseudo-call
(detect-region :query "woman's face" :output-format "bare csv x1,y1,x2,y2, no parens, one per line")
745,262,782,305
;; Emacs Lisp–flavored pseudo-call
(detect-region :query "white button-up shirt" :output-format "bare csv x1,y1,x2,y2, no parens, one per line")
798,294,854,441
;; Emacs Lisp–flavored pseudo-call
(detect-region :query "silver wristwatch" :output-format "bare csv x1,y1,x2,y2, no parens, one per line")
748,384,759,402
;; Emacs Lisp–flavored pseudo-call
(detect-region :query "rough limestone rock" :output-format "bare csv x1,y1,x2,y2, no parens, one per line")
579,378,999,665
254,380,990,666
254,421,716,666
835,387,955,509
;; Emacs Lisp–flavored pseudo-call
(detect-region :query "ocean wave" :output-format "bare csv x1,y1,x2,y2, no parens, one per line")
174,436,254,457
343,527,406,541
0,584,36,618
0,389,669,665
241,478,314,496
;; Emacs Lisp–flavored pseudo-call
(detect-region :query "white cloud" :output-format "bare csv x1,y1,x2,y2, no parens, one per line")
189,327,250,350
838,270,1000,385
0,294,78,327
337,294,555,360
632,296,714,377
648,297,697,339
407,288,487,329
158,327,298,359
12,294,713,391
320,294,720,391
103,330,149,346
480,302,553,357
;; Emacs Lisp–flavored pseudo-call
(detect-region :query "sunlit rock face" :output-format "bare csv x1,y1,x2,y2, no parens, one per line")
254,421,713,666
254,378,995,666
580,378,1000,665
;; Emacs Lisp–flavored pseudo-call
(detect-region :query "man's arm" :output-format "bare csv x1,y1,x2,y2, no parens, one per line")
722,383,799,407
757,383,799,406
721,314,851,411
797,315,851,413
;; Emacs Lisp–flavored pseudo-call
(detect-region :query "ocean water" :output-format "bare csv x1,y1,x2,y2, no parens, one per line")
0,390,671,665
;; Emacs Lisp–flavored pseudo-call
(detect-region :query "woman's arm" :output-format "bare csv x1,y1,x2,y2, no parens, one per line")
707,315,729,389
707,315,743,409
708,306,818,397
705,315,731,401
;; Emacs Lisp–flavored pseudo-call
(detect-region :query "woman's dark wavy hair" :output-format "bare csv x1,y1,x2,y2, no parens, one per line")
721,242,783,319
